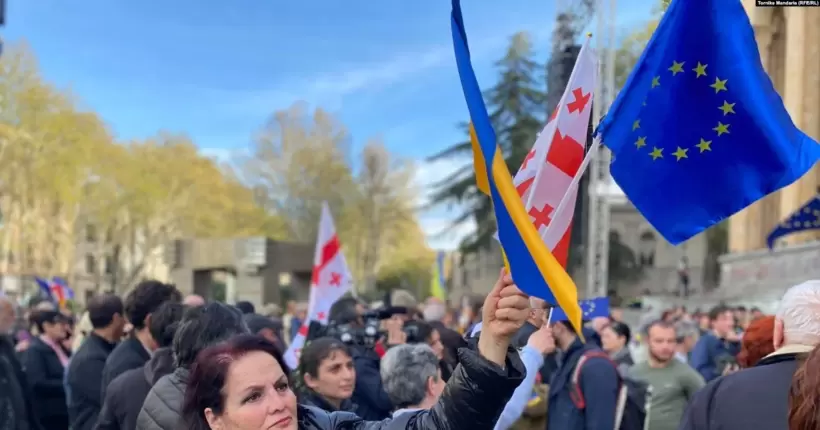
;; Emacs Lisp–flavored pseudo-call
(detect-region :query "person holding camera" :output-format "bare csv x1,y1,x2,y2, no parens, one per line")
327,297,396,421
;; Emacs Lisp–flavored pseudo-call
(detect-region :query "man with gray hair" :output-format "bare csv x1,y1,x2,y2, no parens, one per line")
680,280,820,430
380,343,446,417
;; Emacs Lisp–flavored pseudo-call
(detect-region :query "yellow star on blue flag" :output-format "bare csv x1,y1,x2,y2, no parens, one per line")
766,192,820,249
596,0,820,245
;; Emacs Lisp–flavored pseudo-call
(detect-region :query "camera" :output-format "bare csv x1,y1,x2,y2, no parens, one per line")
306,306,408,348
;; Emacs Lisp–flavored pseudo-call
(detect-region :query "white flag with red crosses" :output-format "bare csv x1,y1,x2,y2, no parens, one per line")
511,38,597,267
283,202,353,369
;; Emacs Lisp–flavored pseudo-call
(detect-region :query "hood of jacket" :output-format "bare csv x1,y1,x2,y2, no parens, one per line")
144,347,175,386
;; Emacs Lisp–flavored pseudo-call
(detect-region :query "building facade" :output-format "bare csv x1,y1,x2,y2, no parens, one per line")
729,4,820,252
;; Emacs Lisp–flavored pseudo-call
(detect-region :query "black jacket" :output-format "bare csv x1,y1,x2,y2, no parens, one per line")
350,347,393,421
0,335,41,430
68,333,117,430
299,389,357,414
296,345,525,429
23,337,70,430
100,335,150,400
96,347,175,430
678,345,811,430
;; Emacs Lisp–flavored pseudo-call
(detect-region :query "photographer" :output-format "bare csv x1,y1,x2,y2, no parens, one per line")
327,297,397,420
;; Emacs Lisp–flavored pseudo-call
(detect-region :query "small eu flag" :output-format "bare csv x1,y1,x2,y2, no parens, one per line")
766,193,820,249
596,0,820,245
550,297,610,323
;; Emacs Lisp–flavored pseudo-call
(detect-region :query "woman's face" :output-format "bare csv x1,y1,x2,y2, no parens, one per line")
600,326,625,353
306,350,355,402
428,329,444,360
205,351,297,430
43,321,66,341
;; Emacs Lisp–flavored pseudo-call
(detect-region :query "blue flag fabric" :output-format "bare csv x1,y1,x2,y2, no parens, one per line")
450,0,584,336
34,277,53,302
596,0,820,245
766,194,820,248
550,297,610,323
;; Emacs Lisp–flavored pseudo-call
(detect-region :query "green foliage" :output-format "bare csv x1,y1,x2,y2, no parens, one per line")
427,32,546,252
0,43,284,292
244,104,434,294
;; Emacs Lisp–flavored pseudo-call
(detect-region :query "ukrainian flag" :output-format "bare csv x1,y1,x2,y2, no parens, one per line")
430,251,447,301
451,0,583,337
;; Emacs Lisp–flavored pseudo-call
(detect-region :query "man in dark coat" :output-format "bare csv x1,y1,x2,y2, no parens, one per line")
101,280,180,398
0,297,41,430
96,302,185,430
67,294,125,430
679,280,820,430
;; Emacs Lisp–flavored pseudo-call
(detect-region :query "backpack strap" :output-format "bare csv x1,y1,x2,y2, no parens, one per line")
568,351,619,410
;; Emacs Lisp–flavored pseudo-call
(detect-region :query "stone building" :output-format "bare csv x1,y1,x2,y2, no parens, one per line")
728,4,820,252
448,192,709,302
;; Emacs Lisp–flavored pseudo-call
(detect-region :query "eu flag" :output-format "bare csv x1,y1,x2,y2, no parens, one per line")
766,193,820,249
451,0,584,336
596,0,820,245
550,297,610,323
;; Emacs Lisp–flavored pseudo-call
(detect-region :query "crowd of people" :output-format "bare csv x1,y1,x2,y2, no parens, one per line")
2,275,820,429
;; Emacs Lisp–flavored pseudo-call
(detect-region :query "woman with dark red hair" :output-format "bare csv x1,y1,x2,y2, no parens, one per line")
182,271,531,430
737,315,776,368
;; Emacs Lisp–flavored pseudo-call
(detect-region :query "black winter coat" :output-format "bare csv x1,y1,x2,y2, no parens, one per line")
296,344,524,430
23,337,69,430
67,333,117,430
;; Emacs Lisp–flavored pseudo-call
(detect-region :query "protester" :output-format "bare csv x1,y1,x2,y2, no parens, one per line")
136,302,249,429
244,313,284,352
296,337,357,413
690,304,741,382
788,338,820,429
332,296,394,421
402,320,451,381
674,321,700,364
180,268,529,429
680,280,820,430
102,280,181,396
495,322,554,430
628,321,703,430
97,302,186,430
235,301,255,315
599,321,634,377
182,295,205,308
24,310,71,429
0,296,40,430
737,315,776,368
546,319,620,430
67,294,125,430
381,343,445,417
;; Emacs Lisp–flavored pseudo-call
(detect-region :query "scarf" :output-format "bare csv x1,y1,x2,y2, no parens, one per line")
39,335,69,367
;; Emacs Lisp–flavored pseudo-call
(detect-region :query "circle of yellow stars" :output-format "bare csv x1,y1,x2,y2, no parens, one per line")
782,207,820,229
632,60,735,162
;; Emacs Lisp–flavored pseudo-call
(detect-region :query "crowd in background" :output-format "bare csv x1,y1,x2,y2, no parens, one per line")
3,277,820,430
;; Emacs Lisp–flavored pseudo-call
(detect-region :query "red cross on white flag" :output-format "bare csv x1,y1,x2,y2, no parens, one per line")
509,37,597,268
283,202,353,369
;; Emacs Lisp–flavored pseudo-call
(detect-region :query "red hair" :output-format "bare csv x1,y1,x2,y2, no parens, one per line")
789,345,820,430
737,315,775,368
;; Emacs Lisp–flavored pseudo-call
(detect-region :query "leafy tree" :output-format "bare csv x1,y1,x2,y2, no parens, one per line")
245,103,433,295
428,32,546,251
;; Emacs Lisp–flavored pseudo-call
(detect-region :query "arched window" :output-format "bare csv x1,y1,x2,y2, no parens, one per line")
638,231,657,267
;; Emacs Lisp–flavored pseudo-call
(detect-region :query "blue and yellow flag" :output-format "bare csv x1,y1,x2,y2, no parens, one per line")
450,0,583,337
430,251,447,301
597,0,820,245
766,193,820,249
